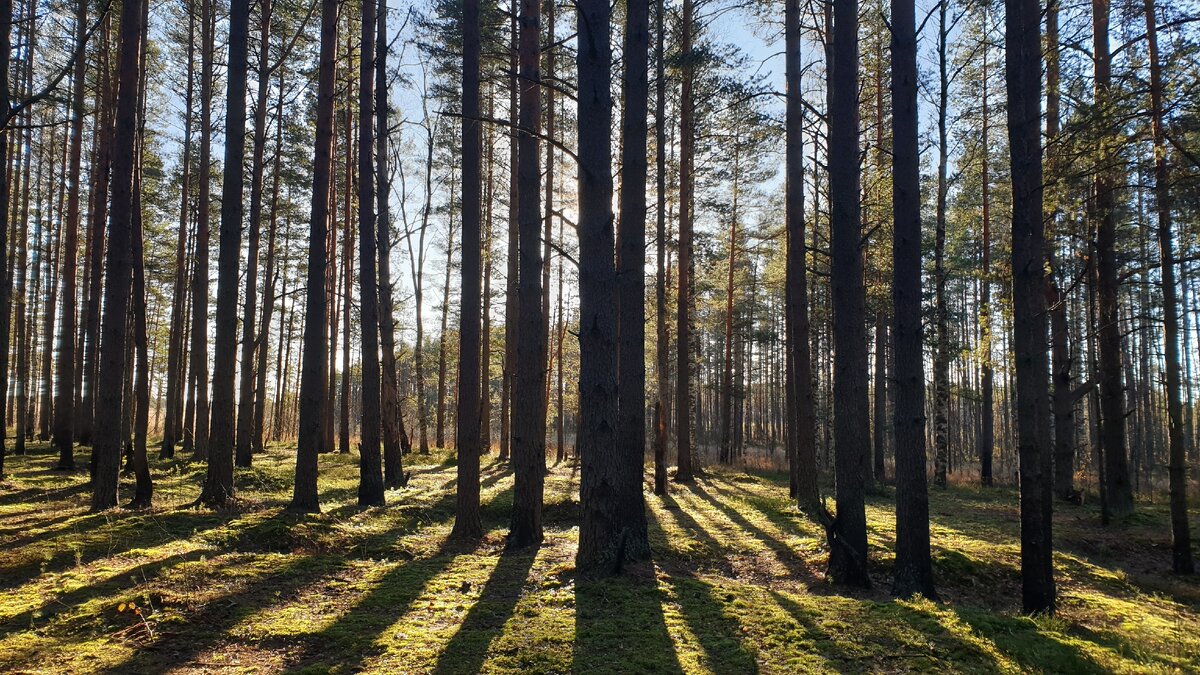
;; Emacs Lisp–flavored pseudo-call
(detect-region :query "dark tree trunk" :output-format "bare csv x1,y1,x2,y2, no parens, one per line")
161,0,194,460
91,0,145,510
978,36,994,487
190,0,214,460
826,0,871,588
785,0,817,510
509,0,545,548
236,0,274,467
1143,0,1193,574
578,0,650,573
255,67,286,456
376,0,408,483
1092,0,1133,517
202,0,251,506
873,318,887,484
356,0,384,507
932,0,950,489
674,0,695,483
500,0,518,463
1005,0,1056,613
652,0,668,497
290,0,340,513
53,0,89,468
451,0,483,538
890,0,935,598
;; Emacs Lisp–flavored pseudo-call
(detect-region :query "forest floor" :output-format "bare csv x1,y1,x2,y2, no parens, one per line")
1,442,1198,673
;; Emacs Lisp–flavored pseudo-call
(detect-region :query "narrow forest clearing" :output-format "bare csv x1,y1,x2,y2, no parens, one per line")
1,443,1197,673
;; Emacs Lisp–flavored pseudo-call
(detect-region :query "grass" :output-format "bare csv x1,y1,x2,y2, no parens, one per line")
1,441,1198,673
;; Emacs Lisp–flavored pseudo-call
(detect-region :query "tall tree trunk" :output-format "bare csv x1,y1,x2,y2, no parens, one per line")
376,0,408,483
674,0,695,483
255,65,286,456
652,0,668,496
1092,0,1133,517
578,0,651,573
91,0,145,510
450,0,483,539
290,0,340,513
236,0,274,467
202,0,251,506
356,0,384,506
826,0,871,588
500,0,518,463
1006,0,1056,614
376,0,408,476
0,0,12,478
509,0,545,548
1045,0,1076,502
978,29,994,486
58,14,87,459
160,0,195,460
891,0,935,598
932,0,950,489
1143,0,1193,574
785,0,816,509
190,0,214,460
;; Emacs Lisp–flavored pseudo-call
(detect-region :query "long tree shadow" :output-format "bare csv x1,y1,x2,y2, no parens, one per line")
953,608,1110,673
431,548,538,674
647,507,758,674
573,564,684,674
688,481,824,587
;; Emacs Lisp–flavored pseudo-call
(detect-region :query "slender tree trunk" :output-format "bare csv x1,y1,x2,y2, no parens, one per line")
1143,0,1193,573
873,319,887,483
376,0,408,482
1092,0,1134,517
509,0,545,548
652,0,668,496
290,0,340,513
160,0,195,460
236,0,274,467
500,0,519,463
1006,0,1056,613
255,66,286,456
932,2,950,489
189,0,215,460
450,0,483,538
356,0,384,506
0,0,12,478
979,31,994,486
674,0,695,483
201,0,251,506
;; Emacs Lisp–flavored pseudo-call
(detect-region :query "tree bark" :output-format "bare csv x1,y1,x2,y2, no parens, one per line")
1143,0,1193,574
91,0,144,510
509,0,545,548
674,0,695,483
1092,0,1134,517
451,0,483,538
290,0,340,513
1005,0,1056,613
652,0,668,496
891,0,936,598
